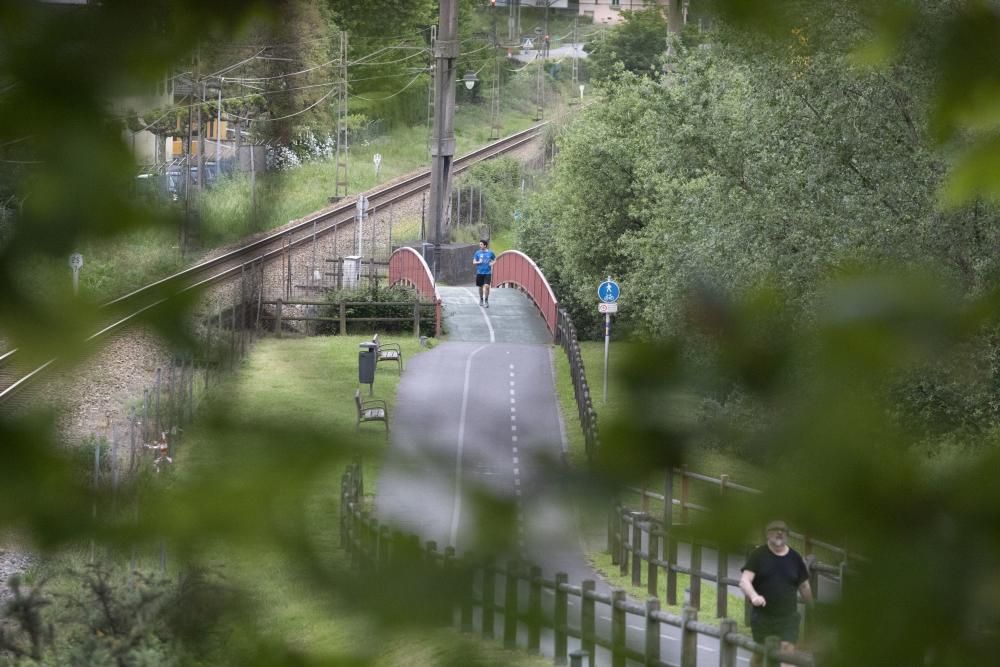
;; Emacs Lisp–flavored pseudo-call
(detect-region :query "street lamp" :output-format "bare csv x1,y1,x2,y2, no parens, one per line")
462,71,479,90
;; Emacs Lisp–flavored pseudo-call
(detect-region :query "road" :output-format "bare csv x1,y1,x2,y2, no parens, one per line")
376,285,766,666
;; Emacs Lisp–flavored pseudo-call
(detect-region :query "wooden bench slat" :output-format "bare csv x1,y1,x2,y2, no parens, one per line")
372,332,403,371
355,389,389,436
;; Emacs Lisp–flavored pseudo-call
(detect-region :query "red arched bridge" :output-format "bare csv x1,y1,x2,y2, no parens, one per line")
388,246,559,339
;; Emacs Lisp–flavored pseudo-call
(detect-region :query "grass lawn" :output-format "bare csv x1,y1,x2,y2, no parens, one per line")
178,334,551,664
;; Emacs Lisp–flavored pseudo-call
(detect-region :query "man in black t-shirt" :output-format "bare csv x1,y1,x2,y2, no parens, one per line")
739,520,813,667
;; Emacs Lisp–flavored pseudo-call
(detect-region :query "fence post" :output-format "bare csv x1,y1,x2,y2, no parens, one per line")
460,551,474,633
680,464,690,525
608,503,618,565
718,618,738,667
358,511,371,565
619,510,629,578
680,607,698,667
763,635,781,667
581,579,596,663
648,528,659,598
717,545,728,618
339,301,347,335
366,516,379,570
611,588,626,667
690,542,702,610
665,469,678,606
631,513,644,587
528,565,541,653
554,572,568,665
391,530,405,570
378,525,391,570
339,474,349,548
744,546,754,628
503,560,518,649
645,597,661,665
274,298,283,336
667,535,679,606
482,556,495,639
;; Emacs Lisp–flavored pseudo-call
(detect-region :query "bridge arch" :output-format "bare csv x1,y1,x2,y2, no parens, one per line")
388,247,442,337
493,250,558,338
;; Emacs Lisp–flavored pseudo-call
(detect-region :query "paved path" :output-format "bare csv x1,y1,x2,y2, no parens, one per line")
376,285,760,666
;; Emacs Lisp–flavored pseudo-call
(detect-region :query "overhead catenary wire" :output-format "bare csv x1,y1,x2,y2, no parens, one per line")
349,69,426,102
225,84,338,123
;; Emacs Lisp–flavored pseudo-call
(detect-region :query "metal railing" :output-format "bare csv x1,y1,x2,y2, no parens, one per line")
555,306,600,462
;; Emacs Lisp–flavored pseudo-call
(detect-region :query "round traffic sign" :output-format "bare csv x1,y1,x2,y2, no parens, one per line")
598,279,620,303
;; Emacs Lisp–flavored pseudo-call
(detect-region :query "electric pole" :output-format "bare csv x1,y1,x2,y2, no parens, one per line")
333,31,349,201
426,25,437,156
429,0,459,280
490,1,501,140
667,0,682,34
571,18,579,88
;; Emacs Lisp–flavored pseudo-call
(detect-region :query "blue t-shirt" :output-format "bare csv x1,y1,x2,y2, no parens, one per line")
474,249,495,275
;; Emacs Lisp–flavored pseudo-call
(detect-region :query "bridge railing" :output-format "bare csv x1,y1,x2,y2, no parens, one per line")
491,250,599,462
388,247,442,337
556,307,600,463
493,250,558,337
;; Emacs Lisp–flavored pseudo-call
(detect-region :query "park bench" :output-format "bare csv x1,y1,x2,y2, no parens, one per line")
355,389,389,435
372,332,403,371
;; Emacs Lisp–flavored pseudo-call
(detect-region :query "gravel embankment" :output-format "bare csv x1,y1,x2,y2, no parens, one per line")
0,548,37,607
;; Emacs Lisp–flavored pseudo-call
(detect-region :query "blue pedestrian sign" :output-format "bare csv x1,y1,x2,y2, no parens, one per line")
598,278,620,303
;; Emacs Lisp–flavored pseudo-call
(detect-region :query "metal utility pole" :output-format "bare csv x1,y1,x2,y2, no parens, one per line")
426,24,437,156
571,18,579,87
543,0,550,58
490,2,501,141
429,0,459,280
215,80,222,180
508,0,520,45
333,31,349,201
667,0,683,34
534,52,544,121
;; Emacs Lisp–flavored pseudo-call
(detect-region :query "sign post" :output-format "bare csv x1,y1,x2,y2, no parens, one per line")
598,276,620,404
69,253,84,295
373,153,382,181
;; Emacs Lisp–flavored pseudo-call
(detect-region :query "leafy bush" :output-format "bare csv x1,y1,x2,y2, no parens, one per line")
0,565,242,665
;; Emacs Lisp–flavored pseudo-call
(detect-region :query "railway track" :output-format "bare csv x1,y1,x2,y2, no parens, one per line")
0,123,545,406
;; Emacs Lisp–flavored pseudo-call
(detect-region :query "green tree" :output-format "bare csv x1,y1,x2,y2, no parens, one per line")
585,7,669,83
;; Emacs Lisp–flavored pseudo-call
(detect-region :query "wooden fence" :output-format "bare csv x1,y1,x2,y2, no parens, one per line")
261,299,439,337
610,467,852,630
339,464,814,667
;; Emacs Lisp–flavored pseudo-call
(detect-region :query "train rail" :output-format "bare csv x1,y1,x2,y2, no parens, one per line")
0,124,545,405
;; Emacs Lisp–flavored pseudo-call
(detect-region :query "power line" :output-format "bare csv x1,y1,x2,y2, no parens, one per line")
349,70,426,102
225,85,338,123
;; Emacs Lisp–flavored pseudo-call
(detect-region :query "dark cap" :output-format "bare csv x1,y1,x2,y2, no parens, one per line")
766,520,788,532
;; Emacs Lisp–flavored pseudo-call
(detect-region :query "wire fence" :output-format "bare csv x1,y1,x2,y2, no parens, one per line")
83,264,263,572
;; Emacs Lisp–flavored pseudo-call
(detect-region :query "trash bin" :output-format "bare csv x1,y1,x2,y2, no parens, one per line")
359,341,377,385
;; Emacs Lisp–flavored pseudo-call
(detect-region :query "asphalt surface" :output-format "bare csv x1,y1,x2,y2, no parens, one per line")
375,285,773,666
